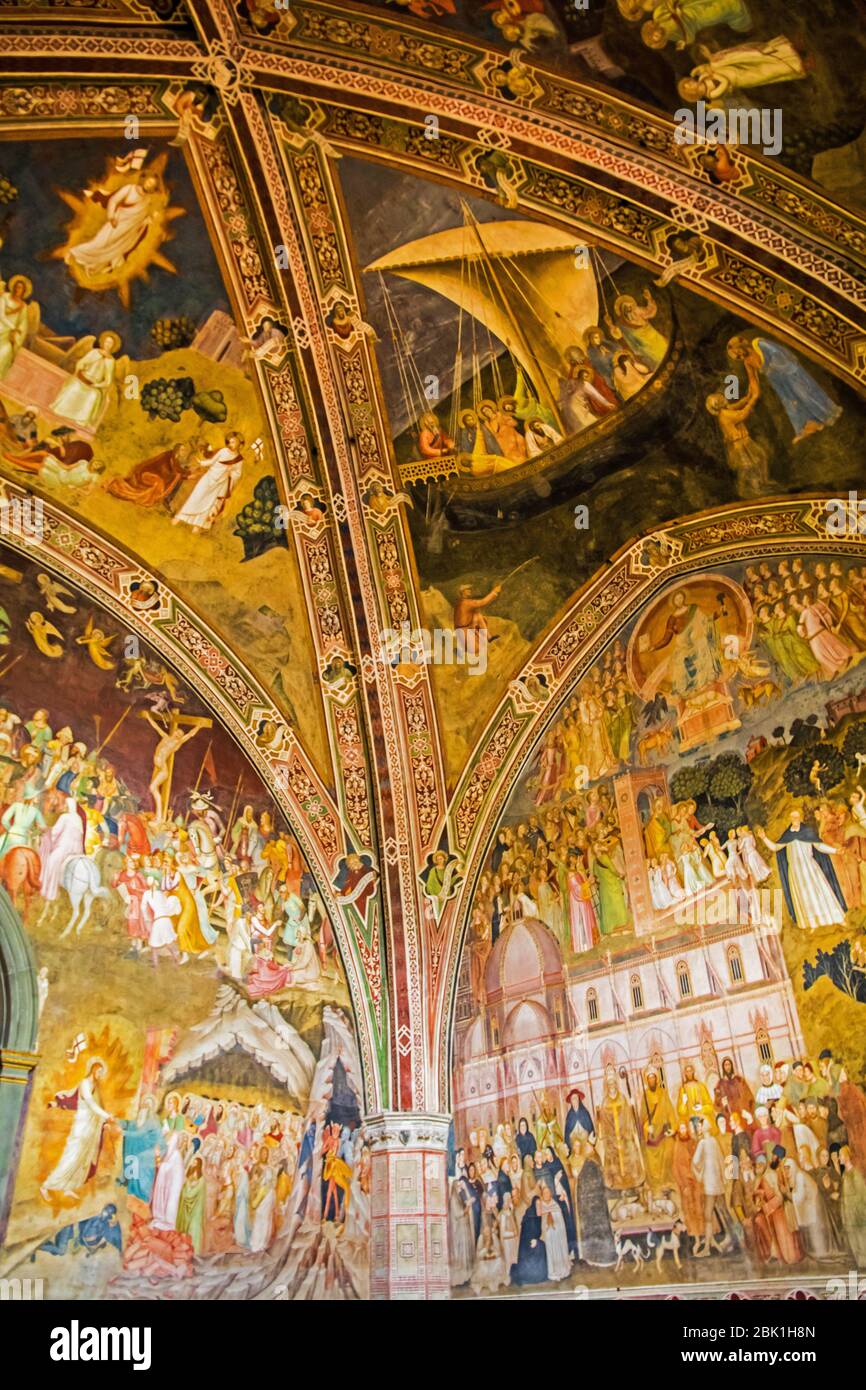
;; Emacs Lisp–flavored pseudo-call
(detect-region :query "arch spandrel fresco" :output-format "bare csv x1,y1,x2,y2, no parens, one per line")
0,548,369,1299
450,547,866,1294
0,133,331,783
337,152,866,785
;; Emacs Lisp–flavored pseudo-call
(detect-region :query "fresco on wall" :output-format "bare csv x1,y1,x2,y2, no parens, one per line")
0,551,369,1300
343,0,866,206
450,551,866,1294
339,156,864,782
0,136,331,778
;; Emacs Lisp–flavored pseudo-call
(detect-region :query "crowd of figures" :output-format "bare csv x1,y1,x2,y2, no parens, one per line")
0,694,338,996
747,558,866,685
466,788,782,972
528,555,866,819
37,1081,371,1288
468,794,631,972
463,551,866,963
115,1091,369,1275
450,1047,866,1293
412,292,667,476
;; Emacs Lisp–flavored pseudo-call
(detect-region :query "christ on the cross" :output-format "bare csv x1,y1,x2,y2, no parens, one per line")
141,708,211,823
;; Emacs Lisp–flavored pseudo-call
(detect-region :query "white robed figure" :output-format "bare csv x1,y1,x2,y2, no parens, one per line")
0,275,34,378
40,1058,113,1199
784,1158,834,1260
173,434,244,533
150,1128,188,1230
39,796,85,902
683,35,807,100
233,1160,251,1248
50,331,120,428
537,1185,571,1280
758,811,847,930
67,175,158,276
227,909,252,979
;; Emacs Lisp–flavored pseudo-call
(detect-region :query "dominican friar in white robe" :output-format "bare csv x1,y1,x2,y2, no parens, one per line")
758,811,847,930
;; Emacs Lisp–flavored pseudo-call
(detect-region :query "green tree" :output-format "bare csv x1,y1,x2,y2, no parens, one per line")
151,316,197,350
669,763,709,806
784,743,846,799
708,751,752,813
842,720,866,769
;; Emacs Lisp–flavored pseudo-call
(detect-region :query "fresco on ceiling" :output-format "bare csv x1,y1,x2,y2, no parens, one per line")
450,551,866,1295
351,0,866,206
339,156,863,783
0,552,369,1299
0,136,331,779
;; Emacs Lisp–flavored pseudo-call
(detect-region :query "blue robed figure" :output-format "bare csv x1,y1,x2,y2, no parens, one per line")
511,1196,548,1286
118,1103,164,1203
753,338,842,442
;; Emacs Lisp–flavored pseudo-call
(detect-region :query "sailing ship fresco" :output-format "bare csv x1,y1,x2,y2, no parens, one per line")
366,202,676,521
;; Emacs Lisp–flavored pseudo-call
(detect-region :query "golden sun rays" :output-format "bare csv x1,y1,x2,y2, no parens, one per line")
49,151,186,310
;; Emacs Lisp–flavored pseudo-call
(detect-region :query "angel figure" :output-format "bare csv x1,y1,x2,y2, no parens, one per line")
49,330,127,430
0,274,40,379
365,480,413,517
654,231,709,288
278,95,342,161
169,88,210,148
36,573,78,615
26,611,64,659
75,614,117,671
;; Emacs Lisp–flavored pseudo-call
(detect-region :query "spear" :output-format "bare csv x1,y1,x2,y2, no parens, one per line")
226,770,243,837
94,702,133,757
0,653,24,684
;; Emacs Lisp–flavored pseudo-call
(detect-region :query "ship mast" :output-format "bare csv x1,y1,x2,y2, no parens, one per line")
461,200,563,430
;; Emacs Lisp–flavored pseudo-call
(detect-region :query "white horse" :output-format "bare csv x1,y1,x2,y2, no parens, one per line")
58,855,111,939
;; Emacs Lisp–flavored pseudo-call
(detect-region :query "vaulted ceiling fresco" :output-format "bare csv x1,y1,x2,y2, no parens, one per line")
0,0,864,1307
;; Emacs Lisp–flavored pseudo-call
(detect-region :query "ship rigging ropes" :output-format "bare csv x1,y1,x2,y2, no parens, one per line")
369,205,606,477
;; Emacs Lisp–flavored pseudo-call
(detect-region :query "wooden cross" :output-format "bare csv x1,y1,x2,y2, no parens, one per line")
138,707,213,822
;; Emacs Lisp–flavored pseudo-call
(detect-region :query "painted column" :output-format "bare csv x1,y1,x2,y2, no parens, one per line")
365,1112,451,1300
0,884,39,1244
0,1049,38,1245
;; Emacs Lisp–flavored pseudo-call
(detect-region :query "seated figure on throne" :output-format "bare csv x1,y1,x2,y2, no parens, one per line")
640,589,724,709
629,578,749,753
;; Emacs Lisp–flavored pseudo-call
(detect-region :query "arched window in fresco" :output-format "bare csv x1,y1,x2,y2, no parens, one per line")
630,974,644,1011
587,988,599,1024
676,961,692,999
649,1049,666,1089
728,944,744,985
756,1026,774,1066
